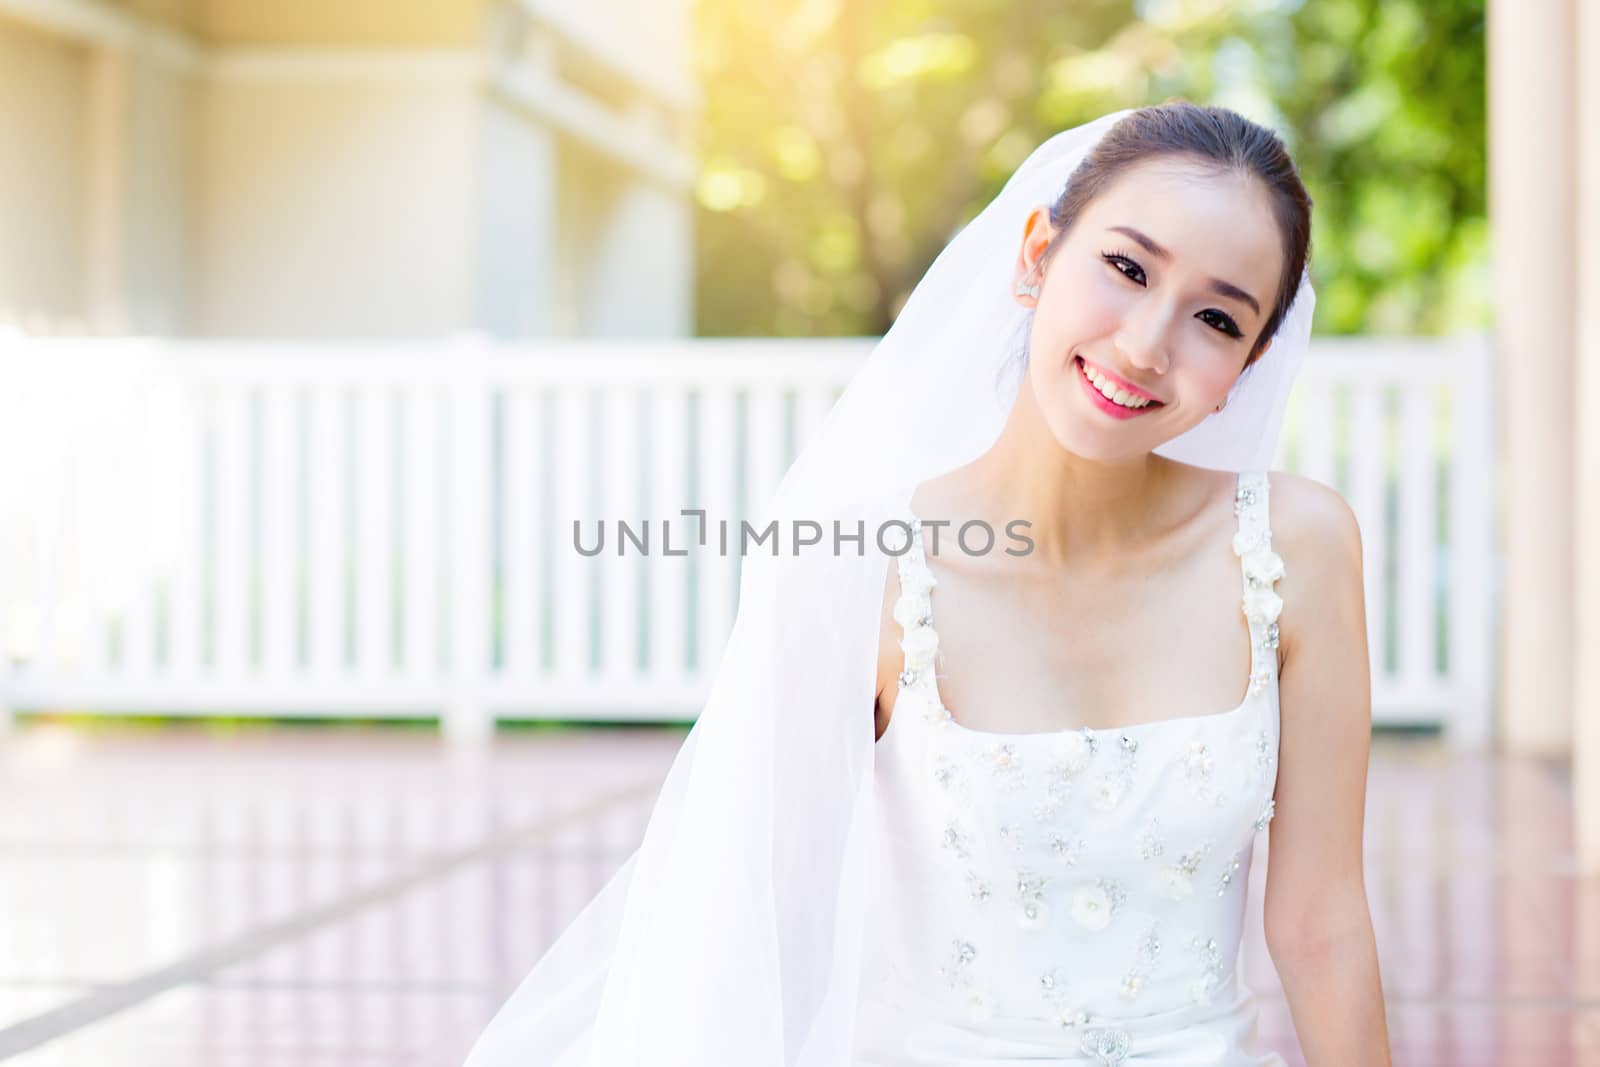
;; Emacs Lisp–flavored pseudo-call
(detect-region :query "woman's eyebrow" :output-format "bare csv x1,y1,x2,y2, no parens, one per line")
1107,224,1261,318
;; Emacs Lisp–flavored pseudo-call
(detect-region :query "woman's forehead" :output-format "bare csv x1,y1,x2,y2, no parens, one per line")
1079,160,1282,304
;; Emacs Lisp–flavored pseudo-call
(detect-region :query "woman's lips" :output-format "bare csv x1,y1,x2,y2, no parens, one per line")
1074,355,1164,419
1078,356,1163,402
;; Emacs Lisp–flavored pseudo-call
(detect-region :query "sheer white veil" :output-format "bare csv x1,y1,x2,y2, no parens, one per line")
463,106,1315,1067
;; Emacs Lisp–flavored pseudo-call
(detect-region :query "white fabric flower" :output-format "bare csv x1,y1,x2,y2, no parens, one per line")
900,558,936,597
1089,775,1123,811
1156,866,1194,900
900,626,939,670
1231,527,1266,557
1070,885,1114,930
892,593,931,630
1242,547,1285,586
1054,731,1093,775
1242,586,1283,625
1184,742,1213,778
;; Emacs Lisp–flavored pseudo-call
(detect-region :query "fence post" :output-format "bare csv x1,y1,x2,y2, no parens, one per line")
446,337,494,744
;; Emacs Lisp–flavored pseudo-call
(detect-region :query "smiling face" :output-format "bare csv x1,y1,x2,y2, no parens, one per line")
1013,157,1286,462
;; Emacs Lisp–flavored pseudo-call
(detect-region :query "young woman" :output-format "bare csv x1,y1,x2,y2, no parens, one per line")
465,102,1390,1067
857,104,1390,1065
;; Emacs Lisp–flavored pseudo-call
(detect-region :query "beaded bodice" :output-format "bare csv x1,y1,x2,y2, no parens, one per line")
857,470,1284,1066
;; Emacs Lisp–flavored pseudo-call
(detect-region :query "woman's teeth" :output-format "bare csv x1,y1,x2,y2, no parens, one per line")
1081,360,1157,409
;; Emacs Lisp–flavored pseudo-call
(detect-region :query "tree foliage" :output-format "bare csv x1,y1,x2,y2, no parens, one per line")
690,0,1486,339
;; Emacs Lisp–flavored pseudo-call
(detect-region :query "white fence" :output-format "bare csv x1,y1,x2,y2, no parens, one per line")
0,334,1497,744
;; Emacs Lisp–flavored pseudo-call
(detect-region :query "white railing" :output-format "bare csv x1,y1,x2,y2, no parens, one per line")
1279,336,1497,744
0,334,1497,744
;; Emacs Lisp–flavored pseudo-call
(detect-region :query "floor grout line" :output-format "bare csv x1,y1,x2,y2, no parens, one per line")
0,781,655,1061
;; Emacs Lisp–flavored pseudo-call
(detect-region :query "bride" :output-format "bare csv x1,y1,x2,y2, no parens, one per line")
464,102,1392,1066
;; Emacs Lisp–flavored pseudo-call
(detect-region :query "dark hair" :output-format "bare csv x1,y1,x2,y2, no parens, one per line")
1032,100,1313,369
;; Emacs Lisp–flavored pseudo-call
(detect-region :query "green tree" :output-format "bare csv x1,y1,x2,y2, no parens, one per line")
1273,0,1488,335
690,0,1487,340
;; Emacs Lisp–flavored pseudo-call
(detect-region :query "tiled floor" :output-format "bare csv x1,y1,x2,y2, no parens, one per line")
0,724,1595,1065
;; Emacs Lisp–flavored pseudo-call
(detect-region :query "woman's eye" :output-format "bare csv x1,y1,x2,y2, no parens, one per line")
1199,309,1243,338
1103,250,1242,339
1102,253,1145,285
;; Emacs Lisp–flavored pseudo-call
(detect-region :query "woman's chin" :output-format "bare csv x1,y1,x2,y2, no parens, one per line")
1047,409,1207,463
1043,421,1146,462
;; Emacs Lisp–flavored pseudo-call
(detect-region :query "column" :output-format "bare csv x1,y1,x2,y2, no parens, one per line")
1573,0,1600,873
1487,0,1576,754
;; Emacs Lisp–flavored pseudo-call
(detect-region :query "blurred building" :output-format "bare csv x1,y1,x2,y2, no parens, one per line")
0,0,697,338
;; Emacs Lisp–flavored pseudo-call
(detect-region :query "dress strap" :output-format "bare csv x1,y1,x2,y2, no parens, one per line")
892,516,943,696
1231,470,1284,696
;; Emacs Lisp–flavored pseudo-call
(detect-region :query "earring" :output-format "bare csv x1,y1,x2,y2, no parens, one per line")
1015,279,1040,299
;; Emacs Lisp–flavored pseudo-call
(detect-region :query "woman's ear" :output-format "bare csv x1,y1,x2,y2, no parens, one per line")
1012,206,1055,307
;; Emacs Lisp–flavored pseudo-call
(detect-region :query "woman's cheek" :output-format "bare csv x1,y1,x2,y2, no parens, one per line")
1193,358,1241,408
1064,281,1125,334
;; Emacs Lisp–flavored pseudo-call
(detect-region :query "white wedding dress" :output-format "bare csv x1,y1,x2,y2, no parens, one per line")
853,469,1289,1067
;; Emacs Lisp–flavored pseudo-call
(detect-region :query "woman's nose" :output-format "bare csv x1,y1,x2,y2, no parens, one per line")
1113,304,1172,375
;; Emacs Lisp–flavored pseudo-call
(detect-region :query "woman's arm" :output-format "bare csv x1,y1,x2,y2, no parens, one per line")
1262,472,1392,1066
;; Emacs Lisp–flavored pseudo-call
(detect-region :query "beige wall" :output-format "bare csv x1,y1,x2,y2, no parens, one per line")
0,18,90,326
0,14,194,334
553,139,621,337
474,95,559,337
0,0,696,339
545,137,694,338
98,0,205,37
472,105,694,338
97,0,481,46
589,171,693,337
536,0,693,107
202,0,480,46
120,55,195,333
194,74,478,337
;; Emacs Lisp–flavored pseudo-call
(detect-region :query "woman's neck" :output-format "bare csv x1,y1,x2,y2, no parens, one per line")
970,447,1178,568
930,378,1205,569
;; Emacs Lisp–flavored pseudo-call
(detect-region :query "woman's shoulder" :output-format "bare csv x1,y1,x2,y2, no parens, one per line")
1260,469,1365,659
1260,469,1362,559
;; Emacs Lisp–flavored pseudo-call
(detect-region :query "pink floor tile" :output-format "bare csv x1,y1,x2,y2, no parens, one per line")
0,723,1595,1065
